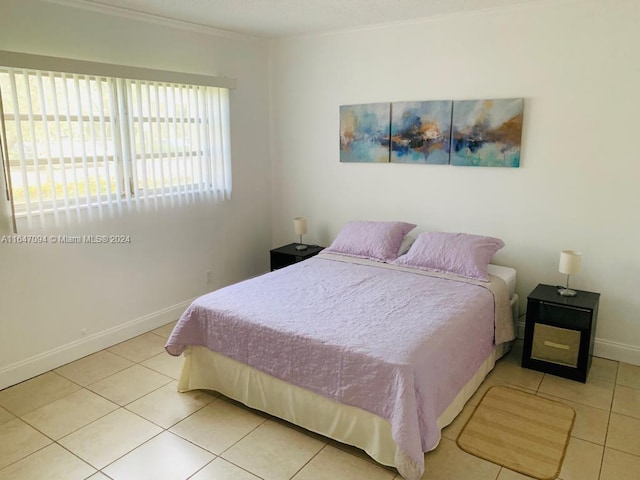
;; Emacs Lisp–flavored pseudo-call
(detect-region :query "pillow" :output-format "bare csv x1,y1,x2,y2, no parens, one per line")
398,233,417,256
392,231,505,281
325,221,417,262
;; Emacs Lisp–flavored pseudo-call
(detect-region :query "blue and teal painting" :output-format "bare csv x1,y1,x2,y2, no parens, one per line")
390,101,452,164
450,98,524,167
340,103,390,163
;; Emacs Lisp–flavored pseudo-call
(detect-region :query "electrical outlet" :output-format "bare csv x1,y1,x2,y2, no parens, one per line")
205,270,213,284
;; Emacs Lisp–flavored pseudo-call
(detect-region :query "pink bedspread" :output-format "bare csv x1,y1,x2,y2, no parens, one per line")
166,255,509,478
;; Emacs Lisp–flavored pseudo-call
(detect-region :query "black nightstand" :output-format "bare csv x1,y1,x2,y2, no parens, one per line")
270,243,324,271
522,284,600,383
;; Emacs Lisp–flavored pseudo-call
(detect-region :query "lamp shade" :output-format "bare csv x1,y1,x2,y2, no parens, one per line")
559,250,582,275
294,217,308,236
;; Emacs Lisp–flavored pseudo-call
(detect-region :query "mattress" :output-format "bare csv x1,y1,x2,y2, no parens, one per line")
488,263,517,298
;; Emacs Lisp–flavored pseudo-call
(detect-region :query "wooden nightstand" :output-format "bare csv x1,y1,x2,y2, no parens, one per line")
522,284,600,383
270,243,324,271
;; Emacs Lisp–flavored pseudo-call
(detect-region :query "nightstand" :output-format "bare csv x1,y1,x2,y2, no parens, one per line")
522,284,600,383
270,243,324,271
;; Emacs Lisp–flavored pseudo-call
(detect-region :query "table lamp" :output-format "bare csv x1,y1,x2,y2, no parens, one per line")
294,217,308,251
558,250,582,297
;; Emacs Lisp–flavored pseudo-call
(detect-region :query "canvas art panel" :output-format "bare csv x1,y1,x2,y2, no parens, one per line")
390,101,452,164
450,98,524,167
340,103,391,163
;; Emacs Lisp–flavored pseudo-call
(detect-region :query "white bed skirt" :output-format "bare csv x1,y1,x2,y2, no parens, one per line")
177,341,511,479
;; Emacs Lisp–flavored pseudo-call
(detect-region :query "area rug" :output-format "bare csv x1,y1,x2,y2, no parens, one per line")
457,386,575,480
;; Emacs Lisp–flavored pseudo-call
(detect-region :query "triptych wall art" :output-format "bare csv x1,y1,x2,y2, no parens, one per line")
339,98,524,167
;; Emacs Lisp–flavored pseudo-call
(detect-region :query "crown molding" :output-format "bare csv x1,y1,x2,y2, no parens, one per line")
282,0,577,40
44,0,260,41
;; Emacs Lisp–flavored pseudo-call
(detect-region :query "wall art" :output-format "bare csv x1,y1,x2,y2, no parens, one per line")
390,101,452,165
340,98,523,167
450,98,524,167
340,103,390,163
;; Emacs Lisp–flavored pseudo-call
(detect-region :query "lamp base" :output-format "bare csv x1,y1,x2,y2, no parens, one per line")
295,244,308,251
558,287,577,297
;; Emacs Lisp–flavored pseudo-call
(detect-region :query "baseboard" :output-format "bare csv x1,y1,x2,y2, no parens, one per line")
594,338,640,366
0,299,194,390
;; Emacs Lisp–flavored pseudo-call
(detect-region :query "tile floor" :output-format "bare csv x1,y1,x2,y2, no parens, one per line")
1,323,639,480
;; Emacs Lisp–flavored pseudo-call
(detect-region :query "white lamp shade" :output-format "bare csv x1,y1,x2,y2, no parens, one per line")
559,250,582,275
294,217,308,236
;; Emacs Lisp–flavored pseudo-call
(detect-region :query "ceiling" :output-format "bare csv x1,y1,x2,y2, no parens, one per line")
57,0,544,38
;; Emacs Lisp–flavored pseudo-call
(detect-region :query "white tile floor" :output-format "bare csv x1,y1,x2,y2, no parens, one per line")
1,322,639,480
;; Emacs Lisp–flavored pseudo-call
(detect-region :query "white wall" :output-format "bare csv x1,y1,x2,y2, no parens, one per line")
270,0,640,363
0,0,271,388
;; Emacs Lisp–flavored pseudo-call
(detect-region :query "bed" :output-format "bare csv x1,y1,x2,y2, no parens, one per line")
166,224,516,480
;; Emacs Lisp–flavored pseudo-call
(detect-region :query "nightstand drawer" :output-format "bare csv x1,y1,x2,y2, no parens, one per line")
536,301,592,331
531,324,581,367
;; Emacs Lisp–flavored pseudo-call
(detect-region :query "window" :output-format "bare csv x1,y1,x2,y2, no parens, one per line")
0,60,231,228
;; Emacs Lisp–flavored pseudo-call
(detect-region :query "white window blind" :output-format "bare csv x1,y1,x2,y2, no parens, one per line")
0,64,231,229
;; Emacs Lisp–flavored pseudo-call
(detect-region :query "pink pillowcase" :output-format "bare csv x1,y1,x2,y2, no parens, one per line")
325,221,417,262
392,232,505,281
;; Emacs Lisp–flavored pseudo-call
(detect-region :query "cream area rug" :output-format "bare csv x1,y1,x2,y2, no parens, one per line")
457,386,575,480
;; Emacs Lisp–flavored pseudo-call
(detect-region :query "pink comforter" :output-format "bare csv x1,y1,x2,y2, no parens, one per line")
166,255,510,478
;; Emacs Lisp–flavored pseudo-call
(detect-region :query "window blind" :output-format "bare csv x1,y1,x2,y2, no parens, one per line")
0,52,233,230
